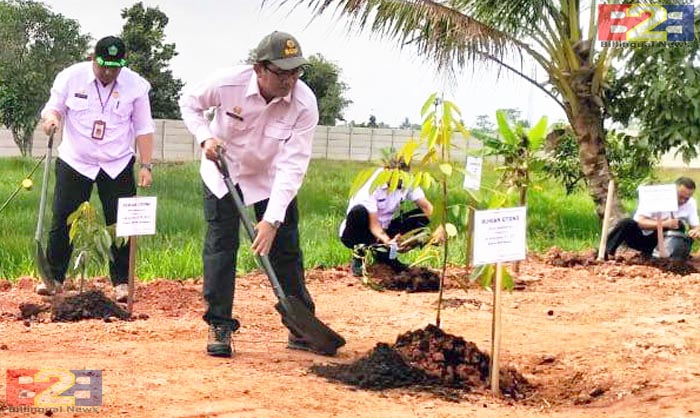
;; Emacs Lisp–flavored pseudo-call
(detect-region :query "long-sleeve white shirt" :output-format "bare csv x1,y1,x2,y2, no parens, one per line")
179,65,319,224
41,61,154,179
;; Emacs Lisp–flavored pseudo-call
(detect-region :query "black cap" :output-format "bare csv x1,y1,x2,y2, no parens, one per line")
94,36,127,67
255,31,308,70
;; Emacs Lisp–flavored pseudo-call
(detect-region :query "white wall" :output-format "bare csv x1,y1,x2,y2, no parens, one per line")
0,121,695,168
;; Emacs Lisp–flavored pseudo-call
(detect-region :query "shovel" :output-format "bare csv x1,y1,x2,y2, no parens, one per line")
35,130,56,291
215,149,345,355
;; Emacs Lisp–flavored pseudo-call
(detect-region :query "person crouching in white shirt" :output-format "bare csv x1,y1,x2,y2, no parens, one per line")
606,176,700,260
339,159,437,276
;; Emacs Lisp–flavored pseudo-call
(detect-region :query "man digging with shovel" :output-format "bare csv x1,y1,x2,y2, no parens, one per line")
38,36,155,302
180,31,344,358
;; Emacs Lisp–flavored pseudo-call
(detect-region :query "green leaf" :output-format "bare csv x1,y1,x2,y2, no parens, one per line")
348,167,377,198
445,223,458,237
421,93,438,116
495,110,517,145
370,169,392,193
528,116,548,150
389,170,400,191
439,163,453,177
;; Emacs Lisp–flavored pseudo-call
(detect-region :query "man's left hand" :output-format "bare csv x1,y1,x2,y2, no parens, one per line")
138,168,153,188
252,220,278,256
689,228,700,239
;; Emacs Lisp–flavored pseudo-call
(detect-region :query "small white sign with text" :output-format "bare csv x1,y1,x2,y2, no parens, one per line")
116,197,158,237
637,184,678,214
463,156,483,190
473,206,527,265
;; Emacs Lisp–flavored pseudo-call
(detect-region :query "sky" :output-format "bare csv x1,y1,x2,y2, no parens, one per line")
41,0,568,128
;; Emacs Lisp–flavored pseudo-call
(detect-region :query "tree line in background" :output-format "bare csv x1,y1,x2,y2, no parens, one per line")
0,0,353,156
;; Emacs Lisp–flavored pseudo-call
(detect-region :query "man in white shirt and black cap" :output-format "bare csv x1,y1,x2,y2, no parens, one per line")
39,35,155,301
180,31,325,358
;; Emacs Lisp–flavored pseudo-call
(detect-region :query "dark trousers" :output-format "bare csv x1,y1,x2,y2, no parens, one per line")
202,183,314,329
340,205,429,253
47,157,136,285
606,217,658,256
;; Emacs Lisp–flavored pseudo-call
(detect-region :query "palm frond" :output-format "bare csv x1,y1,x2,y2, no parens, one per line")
269,0,516,72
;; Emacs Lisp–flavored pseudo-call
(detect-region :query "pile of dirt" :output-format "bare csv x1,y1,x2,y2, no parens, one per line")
137,280,202,316
544,247,599,267
381,267,442,292
636,257,699,276
312,325,532,399
19,303,50,319
51,290,131,322
312,343,439,390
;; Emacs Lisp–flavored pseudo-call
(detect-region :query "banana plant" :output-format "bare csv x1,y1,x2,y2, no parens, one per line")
67,202,125,292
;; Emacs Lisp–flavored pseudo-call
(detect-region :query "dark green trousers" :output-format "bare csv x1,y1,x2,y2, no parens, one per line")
201,183,314,330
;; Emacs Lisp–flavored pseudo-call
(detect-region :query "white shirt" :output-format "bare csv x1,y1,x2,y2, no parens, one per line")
634,197,700,235
41,61,154,180
339,168,426,236
179,66,319,224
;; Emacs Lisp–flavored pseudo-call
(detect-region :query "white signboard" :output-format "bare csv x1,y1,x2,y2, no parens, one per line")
116,197,158,237
473,207,527,265
463,156,483,190
637,184,678,214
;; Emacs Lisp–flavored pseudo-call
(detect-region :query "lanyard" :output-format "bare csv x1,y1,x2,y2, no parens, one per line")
94,80,117,114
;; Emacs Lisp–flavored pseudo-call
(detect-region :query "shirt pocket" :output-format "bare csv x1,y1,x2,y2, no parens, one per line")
110,100,133,124
65,97,91,124
263,123,292,144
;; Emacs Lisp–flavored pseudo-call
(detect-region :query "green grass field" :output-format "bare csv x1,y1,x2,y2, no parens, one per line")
2,156,681,281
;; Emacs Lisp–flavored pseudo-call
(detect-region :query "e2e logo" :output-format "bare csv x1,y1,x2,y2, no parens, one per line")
598,4,694,42
6,369,102,407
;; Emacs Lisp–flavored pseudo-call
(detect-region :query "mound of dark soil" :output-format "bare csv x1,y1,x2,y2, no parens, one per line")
637,257,699,276
545,247,699,276
312,324,533,400
378,267,441,292
51,290,130,322
19,303,50,319
312,343,439,390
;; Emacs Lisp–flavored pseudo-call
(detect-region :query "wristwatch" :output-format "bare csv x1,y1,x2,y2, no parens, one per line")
140,163,153,171
270,220,282,229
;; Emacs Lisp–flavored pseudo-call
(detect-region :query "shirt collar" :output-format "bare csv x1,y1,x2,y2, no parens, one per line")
245,69,292,103
84,62,121,87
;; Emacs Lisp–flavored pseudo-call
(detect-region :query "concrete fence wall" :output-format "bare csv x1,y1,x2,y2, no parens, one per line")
0,120,478,163
1,119,698,168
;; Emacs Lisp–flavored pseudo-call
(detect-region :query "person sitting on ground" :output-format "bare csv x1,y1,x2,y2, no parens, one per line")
606,176,700,261
339,158,441,276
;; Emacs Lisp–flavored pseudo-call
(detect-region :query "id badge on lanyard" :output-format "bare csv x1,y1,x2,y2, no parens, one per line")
93,80,116,141
92,120,106,140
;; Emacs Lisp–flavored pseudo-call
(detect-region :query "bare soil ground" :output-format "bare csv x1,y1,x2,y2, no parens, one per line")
2,249,700,418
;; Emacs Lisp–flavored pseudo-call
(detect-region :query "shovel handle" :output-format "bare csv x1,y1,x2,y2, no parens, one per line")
35,130,55,242
214,147,288,303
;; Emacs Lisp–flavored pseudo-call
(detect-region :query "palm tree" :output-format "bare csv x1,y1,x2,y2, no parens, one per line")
268,0,624,222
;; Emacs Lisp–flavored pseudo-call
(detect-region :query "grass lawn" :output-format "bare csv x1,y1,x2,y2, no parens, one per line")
2,156,685,281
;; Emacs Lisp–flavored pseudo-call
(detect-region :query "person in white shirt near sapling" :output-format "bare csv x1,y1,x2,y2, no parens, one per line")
339,157,441,276
39,36,155,302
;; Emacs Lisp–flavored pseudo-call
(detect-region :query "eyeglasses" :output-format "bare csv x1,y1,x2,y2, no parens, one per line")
264,63,304,79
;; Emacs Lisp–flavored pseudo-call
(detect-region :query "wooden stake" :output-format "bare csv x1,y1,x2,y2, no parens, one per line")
597,180,615,260
127,235,137,314
490,262,503,395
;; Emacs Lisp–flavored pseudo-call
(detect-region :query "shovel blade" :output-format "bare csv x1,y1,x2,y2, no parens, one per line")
275,296,346,355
